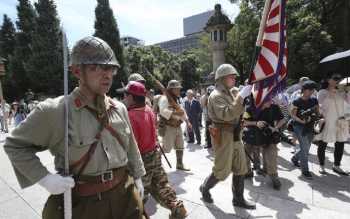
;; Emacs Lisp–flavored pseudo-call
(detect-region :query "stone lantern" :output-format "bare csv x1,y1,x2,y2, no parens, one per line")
205,4,233,72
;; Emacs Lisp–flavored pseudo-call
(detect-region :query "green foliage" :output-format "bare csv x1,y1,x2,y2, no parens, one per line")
225,1,260,83
7,0,37,99
27,0,63,95
0,14,16,65
0,14,17,100
94,0,126,95
217,0,343,85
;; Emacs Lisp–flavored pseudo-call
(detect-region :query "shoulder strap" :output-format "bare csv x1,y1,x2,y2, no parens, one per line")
85,105,127,149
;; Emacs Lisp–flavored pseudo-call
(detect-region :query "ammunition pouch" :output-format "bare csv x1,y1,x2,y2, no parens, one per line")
208,126,221,146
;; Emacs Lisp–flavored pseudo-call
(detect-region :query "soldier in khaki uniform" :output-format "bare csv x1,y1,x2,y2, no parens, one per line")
158,80,192,171
199,64,256,209
4,36,146,219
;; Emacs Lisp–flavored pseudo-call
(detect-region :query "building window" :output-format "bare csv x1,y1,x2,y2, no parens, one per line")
214,30,217,41
220,30,223,41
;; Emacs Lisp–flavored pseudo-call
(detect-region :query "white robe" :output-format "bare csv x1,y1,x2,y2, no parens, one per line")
315,89,350,143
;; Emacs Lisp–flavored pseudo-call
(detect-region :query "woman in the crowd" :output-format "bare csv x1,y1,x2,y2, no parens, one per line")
13,101,27,127
290,80,320,179
315,74,350,175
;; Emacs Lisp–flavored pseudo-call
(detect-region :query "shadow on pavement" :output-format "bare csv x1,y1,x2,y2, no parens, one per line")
249,177,309,219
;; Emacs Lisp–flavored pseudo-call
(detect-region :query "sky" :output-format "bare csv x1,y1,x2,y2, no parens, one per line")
0,0,239,47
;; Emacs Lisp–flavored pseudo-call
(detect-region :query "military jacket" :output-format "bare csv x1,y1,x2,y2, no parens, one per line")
4,88,145,188
208,84,244,124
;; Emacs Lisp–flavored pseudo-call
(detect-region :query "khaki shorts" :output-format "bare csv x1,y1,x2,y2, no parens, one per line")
162,125,184,153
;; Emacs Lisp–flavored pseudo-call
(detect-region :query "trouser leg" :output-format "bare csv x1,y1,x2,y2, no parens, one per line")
176,150,190,171
334,142,345,166
199,172,219,203
232,175,256,209
317,141,327,166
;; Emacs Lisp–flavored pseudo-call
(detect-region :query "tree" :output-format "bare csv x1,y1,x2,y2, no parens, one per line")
27,0,63,95
179,52,200,90
94,0,125,94
8,0,37,99
0,14,17,100
0,14,16,67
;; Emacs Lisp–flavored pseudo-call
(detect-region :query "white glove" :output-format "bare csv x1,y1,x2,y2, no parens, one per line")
238,85,253,99
38,174,75,195
134,178,144,199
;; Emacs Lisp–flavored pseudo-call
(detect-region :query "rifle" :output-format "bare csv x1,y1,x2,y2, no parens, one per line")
142,68,185,117
62,28,72,219
156,144,172,168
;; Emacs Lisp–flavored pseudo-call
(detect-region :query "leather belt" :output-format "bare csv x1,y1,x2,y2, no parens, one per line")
73,167,127,197
213,122,237,130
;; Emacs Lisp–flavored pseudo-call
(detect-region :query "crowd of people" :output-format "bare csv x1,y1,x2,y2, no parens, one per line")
3,36,350,219
0,97,39,132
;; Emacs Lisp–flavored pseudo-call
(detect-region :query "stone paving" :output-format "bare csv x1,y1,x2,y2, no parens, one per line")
0,126,349,219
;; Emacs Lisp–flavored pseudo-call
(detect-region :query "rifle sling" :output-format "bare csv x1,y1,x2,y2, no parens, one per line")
70,105,127,180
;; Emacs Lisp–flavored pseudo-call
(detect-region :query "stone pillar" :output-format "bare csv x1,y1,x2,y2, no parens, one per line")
205,4,233,73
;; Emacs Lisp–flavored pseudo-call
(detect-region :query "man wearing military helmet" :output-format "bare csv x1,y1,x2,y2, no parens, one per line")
4,36,147,219
128,73,146,83
158,79,192,171
199,63,256,209
128,73,153,107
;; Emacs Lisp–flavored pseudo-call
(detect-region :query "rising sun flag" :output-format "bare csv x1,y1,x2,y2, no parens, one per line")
249,0,288,109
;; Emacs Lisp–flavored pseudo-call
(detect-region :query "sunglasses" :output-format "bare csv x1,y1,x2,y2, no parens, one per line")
86,64,118,75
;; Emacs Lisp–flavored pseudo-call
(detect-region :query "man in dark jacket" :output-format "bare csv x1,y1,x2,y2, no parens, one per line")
184,89,202,144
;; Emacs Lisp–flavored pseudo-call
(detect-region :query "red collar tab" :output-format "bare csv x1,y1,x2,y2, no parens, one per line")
74,98,83,108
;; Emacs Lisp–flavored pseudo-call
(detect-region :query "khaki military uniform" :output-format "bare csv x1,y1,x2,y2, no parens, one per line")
158,95,185,153
208,84,247,180
4,88,146,219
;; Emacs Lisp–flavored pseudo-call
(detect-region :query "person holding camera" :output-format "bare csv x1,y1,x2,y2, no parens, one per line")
314,74,350,175
290,80,320,179
243,96,285,190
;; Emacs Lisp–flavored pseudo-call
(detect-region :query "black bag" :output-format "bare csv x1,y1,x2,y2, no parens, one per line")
242,126,266,146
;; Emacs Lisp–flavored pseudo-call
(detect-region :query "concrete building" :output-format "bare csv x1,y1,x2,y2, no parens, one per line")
121,36,145,48
155,10,214,54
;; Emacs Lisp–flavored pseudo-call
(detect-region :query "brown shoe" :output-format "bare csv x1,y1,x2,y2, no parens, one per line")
170,205,188,219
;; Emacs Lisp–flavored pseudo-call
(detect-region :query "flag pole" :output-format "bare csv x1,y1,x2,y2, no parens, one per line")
256,0,272,47
62,27,72,219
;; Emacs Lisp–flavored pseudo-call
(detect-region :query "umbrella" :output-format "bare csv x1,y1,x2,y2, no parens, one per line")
320,50,350,63
339,77,350,86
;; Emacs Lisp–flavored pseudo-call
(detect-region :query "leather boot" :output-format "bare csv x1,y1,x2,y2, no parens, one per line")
169,205,188,219
270,175,281,190
199,173,219,203
232,175,256,209
176,150,190,171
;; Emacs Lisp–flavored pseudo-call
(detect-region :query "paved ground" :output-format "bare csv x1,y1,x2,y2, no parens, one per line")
0,125,350,219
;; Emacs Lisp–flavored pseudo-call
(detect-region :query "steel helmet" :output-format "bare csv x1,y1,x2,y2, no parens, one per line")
70,36,120,67
215,64,239,80
128,73,145,83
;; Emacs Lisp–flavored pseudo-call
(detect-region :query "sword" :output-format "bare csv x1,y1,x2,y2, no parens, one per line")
156,144,172,168
62,28,72,219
